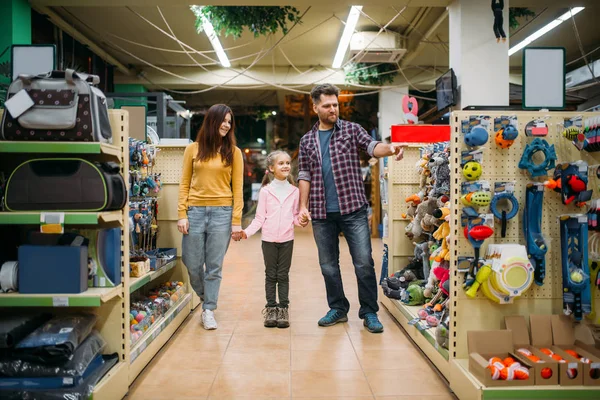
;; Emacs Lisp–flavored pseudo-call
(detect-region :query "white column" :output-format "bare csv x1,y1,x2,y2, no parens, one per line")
449,0,510,108
378,86,409,141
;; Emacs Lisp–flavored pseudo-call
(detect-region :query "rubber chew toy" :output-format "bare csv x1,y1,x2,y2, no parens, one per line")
463,220,494,282
524,184,548,286
461,191,492,207
546,162,593,207
465,264,491,298
560,215,591,320
518,138,557,177
491,192,519,238
495,125,519,149
463,161,483,181
465,126,489,147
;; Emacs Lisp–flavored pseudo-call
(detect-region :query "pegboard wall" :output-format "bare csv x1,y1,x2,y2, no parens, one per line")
153,146,188,184
386,144,427,273
449,110,600,360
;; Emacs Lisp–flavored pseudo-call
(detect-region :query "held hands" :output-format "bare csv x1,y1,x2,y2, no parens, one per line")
298,207,311,227
231,231,247,241
389,144,404,161
177,218,189,235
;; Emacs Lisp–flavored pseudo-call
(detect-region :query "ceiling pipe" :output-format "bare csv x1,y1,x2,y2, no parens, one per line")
400,9,448,68
404,7,432,38
32,5,135,76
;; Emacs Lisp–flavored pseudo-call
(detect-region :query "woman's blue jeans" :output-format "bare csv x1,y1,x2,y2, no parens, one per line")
182,206,232,310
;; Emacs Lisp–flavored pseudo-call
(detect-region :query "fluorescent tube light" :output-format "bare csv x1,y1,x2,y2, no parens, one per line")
509,7,584,56
190,6,231,68
332,5,362,69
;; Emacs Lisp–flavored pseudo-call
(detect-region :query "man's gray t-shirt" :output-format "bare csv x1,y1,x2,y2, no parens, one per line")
319,129,340,213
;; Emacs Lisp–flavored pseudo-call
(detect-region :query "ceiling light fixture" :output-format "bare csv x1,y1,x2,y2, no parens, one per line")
332,5,363,69
190,6,231,67
508,7,584,56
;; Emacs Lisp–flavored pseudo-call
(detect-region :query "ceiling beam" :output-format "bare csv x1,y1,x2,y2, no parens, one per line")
33,5,135,76
30,0,597,6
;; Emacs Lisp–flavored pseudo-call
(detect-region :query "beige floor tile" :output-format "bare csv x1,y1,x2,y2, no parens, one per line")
291,370,373,397
178,318,238,336
128,368,215,398
293,398,374,400
290,321,348,336
355,349,431,371
228,333,291,352
292,349,362,371
365,370,450,397
348,331,415,350
165,333,232,354
291,334,354,351
221,349,291,370
209,370,290,397
375,396,456,400
234,319,292,336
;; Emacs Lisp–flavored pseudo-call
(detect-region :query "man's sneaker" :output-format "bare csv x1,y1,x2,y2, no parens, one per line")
363,313,384,333
318,309,348,327
263,307,278,328
201,309,218,330
277,307,290,329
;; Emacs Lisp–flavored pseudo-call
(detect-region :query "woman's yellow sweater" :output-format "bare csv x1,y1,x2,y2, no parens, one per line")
177,143,244,226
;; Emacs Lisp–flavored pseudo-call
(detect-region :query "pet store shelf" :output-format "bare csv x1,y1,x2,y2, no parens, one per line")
381,296,450,379
450,359,599,400
0,141,121,159
0,211,123,225
0,286,122,307
90,361,129,400
129,259,178,293
129,293,192,383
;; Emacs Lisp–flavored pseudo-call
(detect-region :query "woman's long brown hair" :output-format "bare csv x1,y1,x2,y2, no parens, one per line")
195,104,236,166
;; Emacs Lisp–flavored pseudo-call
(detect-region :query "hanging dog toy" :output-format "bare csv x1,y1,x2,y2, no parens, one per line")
523,184,548,286
463,217,494,284
491,191,519,238
461,191,492,207
463,161,483,181
545,161,593,207
495,125,519,149
560,214,591,321
465,126,489,147
518,138,557,178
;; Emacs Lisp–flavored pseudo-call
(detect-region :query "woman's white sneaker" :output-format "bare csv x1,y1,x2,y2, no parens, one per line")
202,309,217,330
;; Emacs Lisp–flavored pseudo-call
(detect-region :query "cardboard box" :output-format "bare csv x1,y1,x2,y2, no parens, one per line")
551,315,600,386
530,314,583,386
504,315,559,385
467,330,534,387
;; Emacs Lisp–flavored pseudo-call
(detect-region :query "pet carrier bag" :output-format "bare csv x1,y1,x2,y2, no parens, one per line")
4,158,126,212
1,69,112,142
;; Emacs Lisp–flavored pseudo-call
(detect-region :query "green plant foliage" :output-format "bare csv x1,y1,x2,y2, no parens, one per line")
191,6,301,39
344,63,398,86
509,7,536,30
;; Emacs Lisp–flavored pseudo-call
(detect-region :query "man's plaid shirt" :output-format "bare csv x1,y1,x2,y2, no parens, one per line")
298,118,379,220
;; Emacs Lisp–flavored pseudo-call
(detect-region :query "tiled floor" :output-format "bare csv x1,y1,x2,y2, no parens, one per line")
126,229,455,400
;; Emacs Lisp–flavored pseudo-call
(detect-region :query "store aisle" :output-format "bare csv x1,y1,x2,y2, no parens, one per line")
126,230,455,400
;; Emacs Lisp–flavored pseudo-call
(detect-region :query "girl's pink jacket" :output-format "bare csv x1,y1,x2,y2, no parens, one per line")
243,183,300,243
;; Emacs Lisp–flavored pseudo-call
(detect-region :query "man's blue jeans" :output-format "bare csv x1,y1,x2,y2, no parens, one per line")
312,205,379,318
182,206,232,311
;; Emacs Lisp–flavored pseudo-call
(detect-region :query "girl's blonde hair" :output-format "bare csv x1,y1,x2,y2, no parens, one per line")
262,150,295,187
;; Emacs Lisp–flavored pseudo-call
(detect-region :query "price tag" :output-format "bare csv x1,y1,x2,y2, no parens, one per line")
40,213,65,234
568,363,578,369
62,377,74,386
591,363,600,369
578,216,588,224
52,297,69,307
408,317,420,326
415,322,426,332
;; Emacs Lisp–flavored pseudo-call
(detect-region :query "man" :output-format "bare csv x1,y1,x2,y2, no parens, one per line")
297,84,404,333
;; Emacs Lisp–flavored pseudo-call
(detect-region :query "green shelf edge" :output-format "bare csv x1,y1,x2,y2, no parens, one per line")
0,142,103,154
0,213,102,225
129,260,177,293
0,296,101,307
483,389,600,399
393,299,450,361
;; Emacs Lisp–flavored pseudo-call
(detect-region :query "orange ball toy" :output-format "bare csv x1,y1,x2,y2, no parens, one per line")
504,357,517,367
540,348,554,356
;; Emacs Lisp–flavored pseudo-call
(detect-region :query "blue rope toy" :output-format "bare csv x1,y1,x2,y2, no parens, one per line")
518,138,557,177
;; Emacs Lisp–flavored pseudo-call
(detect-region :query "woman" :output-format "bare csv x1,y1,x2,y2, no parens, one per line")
177,104,243,330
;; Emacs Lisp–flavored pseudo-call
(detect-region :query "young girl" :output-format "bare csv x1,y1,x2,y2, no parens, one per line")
177,104,244,331
234,151,300,328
